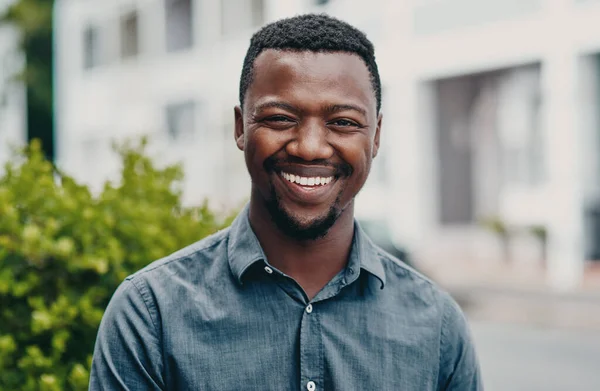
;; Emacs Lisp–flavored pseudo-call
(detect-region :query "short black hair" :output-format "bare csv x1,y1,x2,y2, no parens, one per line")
239,14,382,113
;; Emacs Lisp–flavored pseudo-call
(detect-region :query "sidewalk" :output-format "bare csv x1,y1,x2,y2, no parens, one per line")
420,259,600,331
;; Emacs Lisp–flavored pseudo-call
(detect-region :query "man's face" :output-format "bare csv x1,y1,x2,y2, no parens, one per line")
235,50,381,240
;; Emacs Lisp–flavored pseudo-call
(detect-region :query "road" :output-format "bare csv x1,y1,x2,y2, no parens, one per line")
470,321,600,391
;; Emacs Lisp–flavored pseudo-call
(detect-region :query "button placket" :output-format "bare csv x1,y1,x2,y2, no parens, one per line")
299,301,323,391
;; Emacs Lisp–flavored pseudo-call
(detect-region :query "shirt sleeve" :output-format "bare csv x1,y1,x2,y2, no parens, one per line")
89,278,165,391
437,294,483,391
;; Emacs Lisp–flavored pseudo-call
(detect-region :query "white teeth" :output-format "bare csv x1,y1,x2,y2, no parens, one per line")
281,172,334,187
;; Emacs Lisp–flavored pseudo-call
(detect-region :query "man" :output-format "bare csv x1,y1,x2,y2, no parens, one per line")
90,14,482,390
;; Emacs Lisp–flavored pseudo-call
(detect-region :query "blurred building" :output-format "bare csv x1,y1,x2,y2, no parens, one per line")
54,0,600,289
0,1,26,168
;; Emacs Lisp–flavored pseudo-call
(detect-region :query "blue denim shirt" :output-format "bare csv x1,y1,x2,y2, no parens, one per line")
90,206,482,390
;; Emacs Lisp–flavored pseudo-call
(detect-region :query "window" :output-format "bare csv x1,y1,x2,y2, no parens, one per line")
165,101,196,141
498,67,544,186
501,103,544,186
221,0,264,37
165,0,193,52
83,25,101,69
120,10,140,59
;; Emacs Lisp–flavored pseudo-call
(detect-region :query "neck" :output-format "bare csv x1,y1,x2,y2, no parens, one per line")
248,197,355,300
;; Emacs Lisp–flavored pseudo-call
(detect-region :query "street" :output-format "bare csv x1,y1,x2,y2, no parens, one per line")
471,321,600,390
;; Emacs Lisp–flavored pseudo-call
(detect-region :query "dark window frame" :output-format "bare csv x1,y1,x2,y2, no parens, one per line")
165,0,194,52
120,10,140,59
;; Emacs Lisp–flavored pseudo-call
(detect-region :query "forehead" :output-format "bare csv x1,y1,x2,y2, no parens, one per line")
246,49,376,112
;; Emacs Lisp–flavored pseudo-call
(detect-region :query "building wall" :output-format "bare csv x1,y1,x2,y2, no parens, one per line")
55,0,600,288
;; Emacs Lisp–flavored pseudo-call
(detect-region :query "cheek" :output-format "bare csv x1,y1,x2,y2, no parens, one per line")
243,136,257,171
338,138,373,177
246,130,286,172
352,157,373,187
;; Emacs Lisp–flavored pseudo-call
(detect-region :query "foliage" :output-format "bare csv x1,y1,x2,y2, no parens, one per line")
0,139,236,390
480,216,509,237
528,225,548,241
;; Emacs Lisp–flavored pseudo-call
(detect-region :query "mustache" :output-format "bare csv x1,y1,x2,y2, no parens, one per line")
264,156,353,178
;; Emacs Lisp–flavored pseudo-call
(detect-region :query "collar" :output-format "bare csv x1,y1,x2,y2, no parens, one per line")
227,204,386,288
227,204,267,285
351,221,386,289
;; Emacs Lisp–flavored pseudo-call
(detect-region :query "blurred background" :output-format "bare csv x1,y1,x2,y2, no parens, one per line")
2,0,600,389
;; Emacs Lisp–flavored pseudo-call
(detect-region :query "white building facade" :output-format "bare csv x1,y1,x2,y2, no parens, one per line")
54,0,600,289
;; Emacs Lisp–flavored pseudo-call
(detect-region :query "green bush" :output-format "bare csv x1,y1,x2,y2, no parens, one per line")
0,139,236,390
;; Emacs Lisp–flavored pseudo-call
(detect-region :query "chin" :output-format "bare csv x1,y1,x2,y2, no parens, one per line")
267,199,341,241
287,211,330,231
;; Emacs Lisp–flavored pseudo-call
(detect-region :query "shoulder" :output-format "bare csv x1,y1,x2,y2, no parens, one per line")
375,251,479,381
377,248,456,309
99,228,233,334
376,248,471,335
126,227,231,281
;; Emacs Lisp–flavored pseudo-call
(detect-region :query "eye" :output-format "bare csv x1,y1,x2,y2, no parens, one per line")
329,119,360,128
265,115,294,123
258,115,297,130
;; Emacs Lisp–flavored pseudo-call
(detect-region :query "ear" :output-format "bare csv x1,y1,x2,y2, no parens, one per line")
372,112,382,158
234,106,245,151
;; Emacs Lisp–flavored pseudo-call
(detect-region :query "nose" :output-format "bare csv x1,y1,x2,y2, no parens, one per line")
285,120,334,161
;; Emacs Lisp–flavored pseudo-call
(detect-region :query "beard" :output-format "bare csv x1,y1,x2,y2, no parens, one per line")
264,186,343,241
262,156,352,241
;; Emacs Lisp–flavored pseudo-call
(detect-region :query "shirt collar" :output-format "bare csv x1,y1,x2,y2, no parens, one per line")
227,204,386,288
227,204,267,285
351,221,386,289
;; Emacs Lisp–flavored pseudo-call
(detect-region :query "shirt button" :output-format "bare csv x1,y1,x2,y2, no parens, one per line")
306,304,313,314
348,267,355,274
307,381,316,391
264,266,273,274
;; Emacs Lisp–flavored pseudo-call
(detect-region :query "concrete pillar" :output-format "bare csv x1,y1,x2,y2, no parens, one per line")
539,0,586,290
542,51,586,290
376,1,437,251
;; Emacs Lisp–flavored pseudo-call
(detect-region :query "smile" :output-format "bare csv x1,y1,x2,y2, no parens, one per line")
280,172,334,187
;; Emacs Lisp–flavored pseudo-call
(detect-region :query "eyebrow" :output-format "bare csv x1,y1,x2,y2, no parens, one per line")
324,104,367,117
253,101,301,115
252,101,368,117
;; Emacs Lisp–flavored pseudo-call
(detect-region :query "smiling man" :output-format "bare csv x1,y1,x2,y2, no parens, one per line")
90,14,482,391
